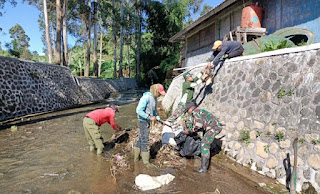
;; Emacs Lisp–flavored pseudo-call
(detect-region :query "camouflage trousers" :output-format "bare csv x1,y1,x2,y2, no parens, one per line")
167,102,187,123
201,129,217,159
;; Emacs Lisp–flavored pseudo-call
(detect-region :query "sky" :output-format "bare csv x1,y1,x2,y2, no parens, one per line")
0,0,224,55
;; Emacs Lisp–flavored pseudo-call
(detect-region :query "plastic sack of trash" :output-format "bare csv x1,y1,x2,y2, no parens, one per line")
135,174,175,191
174,132,201,157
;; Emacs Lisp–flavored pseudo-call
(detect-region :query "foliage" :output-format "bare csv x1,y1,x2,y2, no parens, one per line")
256,131,262,138
264,145,269,153
312,139,320,145
299,138,305,144
275,131,285,142
272,122,277,126
259,40,293,52
6,24,31,59
266,131,271,136
200,3,212,16
239,130,250,145
277,87,295,98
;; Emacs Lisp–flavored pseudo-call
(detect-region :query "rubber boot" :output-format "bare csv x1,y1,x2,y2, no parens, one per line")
134,147,141,162
89,145,95,152
194,155,209,173
97,148,103,155
141,152,153,167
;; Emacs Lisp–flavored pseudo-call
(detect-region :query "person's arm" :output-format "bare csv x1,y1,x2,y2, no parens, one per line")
211,46,227,66
136,96,150,120
109,112,119,130
184,114,195,133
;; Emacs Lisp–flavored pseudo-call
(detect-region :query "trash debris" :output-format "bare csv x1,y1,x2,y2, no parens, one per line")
135,173,175,191
174,132,201,157
258,183,266,187
10,126,18,132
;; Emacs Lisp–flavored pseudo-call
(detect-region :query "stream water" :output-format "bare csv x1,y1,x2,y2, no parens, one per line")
0,90,285,193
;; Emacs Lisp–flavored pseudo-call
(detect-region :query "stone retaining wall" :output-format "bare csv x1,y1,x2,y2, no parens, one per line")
0,56,137,122
163,43,320,192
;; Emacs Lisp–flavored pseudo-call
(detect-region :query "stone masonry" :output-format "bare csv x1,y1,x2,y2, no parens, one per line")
0,56,137,122
163,43,320,193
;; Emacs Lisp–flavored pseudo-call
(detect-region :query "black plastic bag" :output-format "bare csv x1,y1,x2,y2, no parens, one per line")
180,136,201,157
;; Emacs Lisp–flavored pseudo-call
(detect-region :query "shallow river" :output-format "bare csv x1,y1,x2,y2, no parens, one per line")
0,91,285,193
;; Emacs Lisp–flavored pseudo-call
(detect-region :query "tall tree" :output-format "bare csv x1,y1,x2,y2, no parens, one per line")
93,0,98,76
7,24,31,59
200,3,212,16
134,0,141,78
112,0,117,78
118,0,124,77
85,0,92,76
98,23,103,77
42,0,53,63
55,0,62,65
62,0,68,66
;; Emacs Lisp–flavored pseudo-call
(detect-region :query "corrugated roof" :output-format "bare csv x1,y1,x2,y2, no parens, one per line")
169,0,239,42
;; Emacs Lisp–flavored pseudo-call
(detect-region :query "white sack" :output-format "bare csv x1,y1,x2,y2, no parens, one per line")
135,173,175,191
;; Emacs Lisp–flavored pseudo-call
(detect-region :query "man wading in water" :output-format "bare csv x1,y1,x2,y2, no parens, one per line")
83,104,123,155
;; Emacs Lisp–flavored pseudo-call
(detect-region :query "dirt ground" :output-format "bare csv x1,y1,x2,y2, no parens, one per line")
0,101,288,194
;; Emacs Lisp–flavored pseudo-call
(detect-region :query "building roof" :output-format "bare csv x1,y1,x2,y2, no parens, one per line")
169,0,239,43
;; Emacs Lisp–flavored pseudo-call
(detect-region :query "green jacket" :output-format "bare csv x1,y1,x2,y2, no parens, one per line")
181,72,203,103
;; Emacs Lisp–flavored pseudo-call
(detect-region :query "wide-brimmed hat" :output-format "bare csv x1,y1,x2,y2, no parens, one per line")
212,40,222,50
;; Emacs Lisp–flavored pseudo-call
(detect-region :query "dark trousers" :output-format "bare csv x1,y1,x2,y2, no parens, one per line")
136,121,150,152
228,47,244,58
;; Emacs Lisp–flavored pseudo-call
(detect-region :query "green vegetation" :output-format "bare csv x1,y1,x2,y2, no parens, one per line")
259,40,293,52
277,88,295,99
275,132,285,142
266,131,271,136
264,145,269,153
239,130,250,146
272,122,278,126
256,131,262,138
299,138,305,144
312,139,320,145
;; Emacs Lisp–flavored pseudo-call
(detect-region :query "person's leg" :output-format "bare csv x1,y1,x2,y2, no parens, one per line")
134,121,146,161
196,129,216,173
83,117,96,151
85,118,104,154
138,122,152,167
227,47,244,58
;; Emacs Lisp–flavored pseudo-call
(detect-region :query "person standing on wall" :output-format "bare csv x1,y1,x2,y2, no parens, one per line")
83,104,123,155
183,102,222,173
134,84,166,167
166,71,208,124
205,40,244,83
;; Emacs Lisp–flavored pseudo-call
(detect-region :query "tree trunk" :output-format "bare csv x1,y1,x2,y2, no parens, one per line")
51,22,56,52
135,0,141,78
98,23,103,77
43,0,53,63
112,0,117,78
93,0,98,76
55,0,62,65
118,0,124,77
127,43,130,78
62,0,68,67
85,0,92,77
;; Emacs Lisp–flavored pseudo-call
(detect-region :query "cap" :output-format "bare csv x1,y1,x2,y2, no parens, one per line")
158,84,166,96
185,102,196,111
109,104,119,112
212,40,222,50
183,72,192,79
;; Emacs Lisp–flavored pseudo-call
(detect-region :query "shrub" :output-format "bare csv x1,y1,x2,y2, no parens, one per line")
239,130,250,145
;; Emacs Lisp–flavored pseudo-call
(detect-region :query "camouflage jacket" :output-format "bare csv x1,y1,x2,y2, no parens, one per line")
185,108,222,133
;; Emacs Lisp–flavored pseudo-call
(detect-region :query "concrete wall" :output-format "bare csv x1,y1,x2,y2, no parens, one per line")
0,56,137,122
163,43,320,192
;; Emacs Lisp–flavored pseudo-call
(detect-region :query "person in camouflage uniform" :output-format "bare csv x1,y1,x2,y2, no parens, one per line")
166,70,207,124
184,102,222,173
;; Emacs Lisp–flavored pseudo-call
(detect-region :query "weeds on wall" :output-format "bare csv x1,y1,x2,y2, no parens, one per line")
259,40,293,52
275,131,285,142
239,130,250,145
264,145,269,153
299,138,305,144
277,87,295,99
312,139,320,145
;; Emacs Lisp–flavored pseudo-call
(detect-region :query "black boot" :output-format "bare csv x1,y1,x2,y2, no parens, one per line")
194,155,209,173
